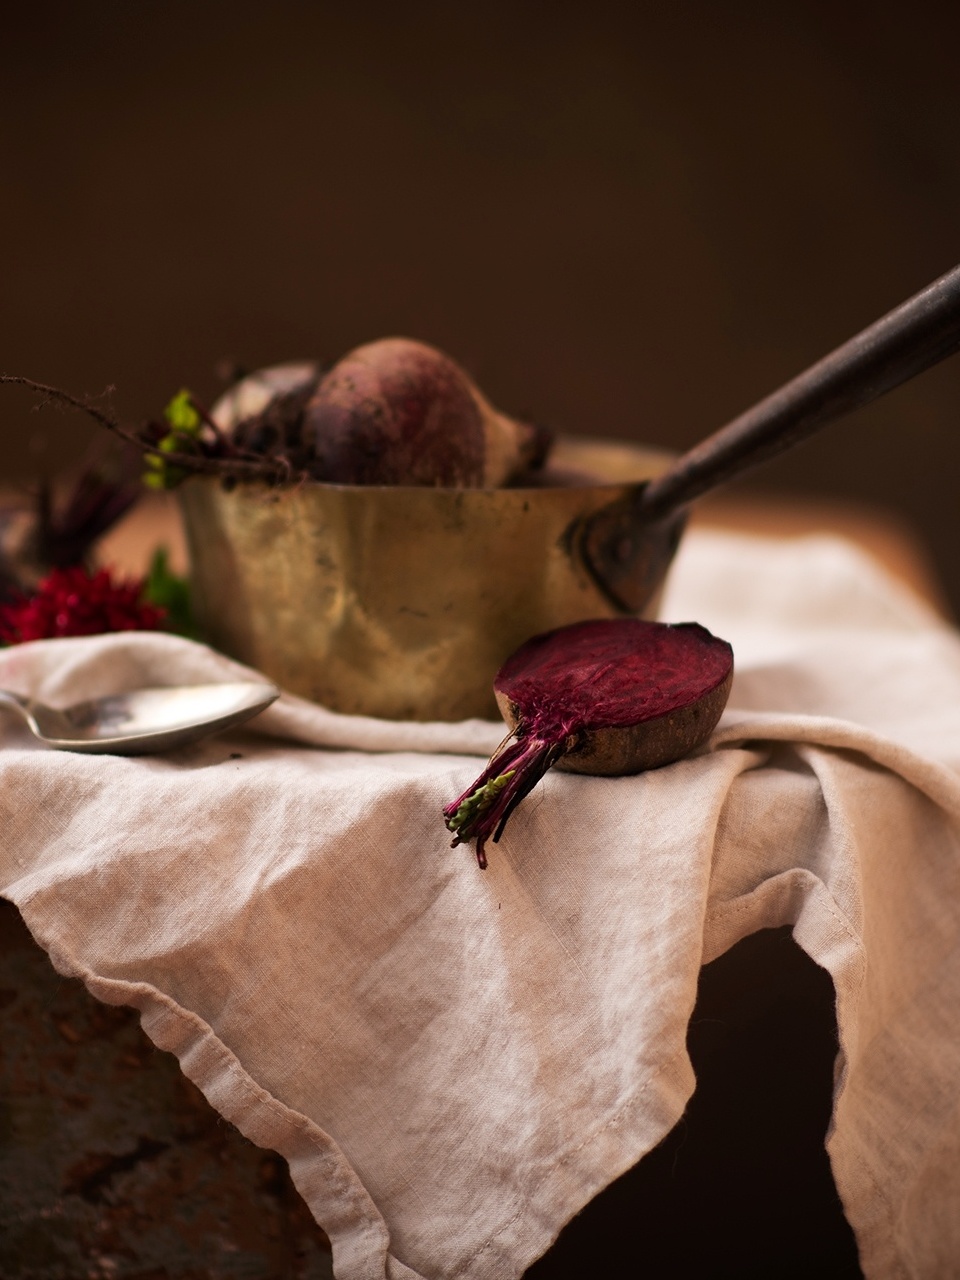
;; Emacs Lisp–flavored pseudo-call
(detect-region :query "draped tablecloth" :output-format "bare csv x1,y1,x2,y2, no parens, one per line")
2,528,960,1280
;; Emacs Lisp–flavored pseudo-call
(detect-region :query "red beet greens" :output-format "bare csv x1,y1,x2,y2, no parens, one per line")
443,618,734,868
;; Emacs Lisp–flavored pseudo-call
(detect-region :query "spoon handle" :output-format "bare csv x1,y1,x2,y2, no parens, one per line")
638,263,960,520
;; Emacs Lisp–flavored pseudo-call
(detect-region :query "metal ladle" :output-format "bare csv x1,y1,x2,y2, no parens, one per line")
0,681,280,754
173,264,960,721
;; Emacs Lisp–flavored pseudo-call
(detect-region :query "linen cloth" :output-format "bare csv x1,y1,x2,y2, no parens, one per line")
2,529,960,1279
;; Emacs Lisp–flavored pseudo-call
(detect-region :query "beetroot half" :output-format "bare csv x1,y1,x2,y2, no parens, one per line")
443,618,734,868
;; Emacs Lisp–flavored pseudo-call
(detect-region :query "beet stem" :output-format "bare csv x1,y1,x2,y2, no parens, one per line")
443,732,561,869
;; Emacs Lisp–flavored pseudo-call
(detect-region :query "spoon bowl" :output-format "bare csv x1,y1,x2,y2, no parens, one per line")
0,681,280,754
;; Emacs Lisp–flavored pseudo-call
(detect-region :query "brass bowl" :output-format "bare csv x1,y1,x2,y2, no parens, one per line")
176,437,685,721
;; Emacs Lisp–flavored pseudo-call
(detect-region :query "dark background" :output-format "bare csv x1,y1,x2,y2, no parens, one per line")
2,1,959,606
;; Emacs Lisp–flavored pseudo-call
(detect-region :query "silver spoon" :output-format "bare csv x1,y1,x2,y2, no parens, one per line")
0,681,280,754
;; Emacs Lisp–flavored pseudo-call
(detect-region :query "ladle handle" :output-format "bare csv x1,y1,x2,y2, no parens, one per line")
638,263,960,520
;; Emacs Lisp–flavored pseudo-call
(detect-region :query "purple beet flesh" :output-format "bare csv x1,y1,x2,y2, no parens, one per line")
443,618,734,868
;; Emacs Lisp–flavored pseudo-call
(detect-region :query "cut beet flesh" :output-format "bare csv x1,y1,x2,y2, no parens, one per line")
443,618,733,868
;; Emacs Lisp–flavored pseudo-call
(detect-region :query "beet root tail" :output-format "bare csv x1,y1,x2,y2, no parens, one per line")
442,734,562,868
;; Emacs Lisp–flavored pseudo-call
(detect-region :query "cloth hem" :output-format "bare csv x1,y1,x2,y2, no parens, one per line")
3,892,421,1280
451,1043,696,1278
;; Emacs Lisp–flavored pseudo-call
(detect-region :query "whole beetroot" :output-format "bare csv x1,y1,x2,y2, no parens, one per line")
302,338,550,487
444,618,734,868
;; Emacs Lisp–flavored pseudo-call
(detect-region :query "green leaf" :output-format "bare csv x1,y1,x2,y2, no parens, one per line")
142,546,202,640
162,389,202,436
141,446,189,489
143,392,205,490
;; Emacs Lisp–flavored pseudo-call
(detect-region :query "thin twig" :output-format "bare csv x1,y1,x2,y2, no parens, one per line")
0,375,301,483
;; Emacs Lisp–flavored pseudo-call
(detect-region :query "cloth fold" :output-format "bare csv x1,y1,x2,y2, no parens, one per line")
2,529,960,1279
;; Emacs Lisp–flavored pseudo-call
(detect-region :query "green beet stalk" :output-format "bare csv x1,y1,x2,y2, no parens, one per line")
443,732,569,869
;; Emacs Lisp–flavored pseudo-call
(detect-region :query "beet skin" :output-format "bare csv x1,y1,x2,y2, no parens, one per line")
210,339,551,488
302,339,486,486
302,338,549,487
444,618,734,868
